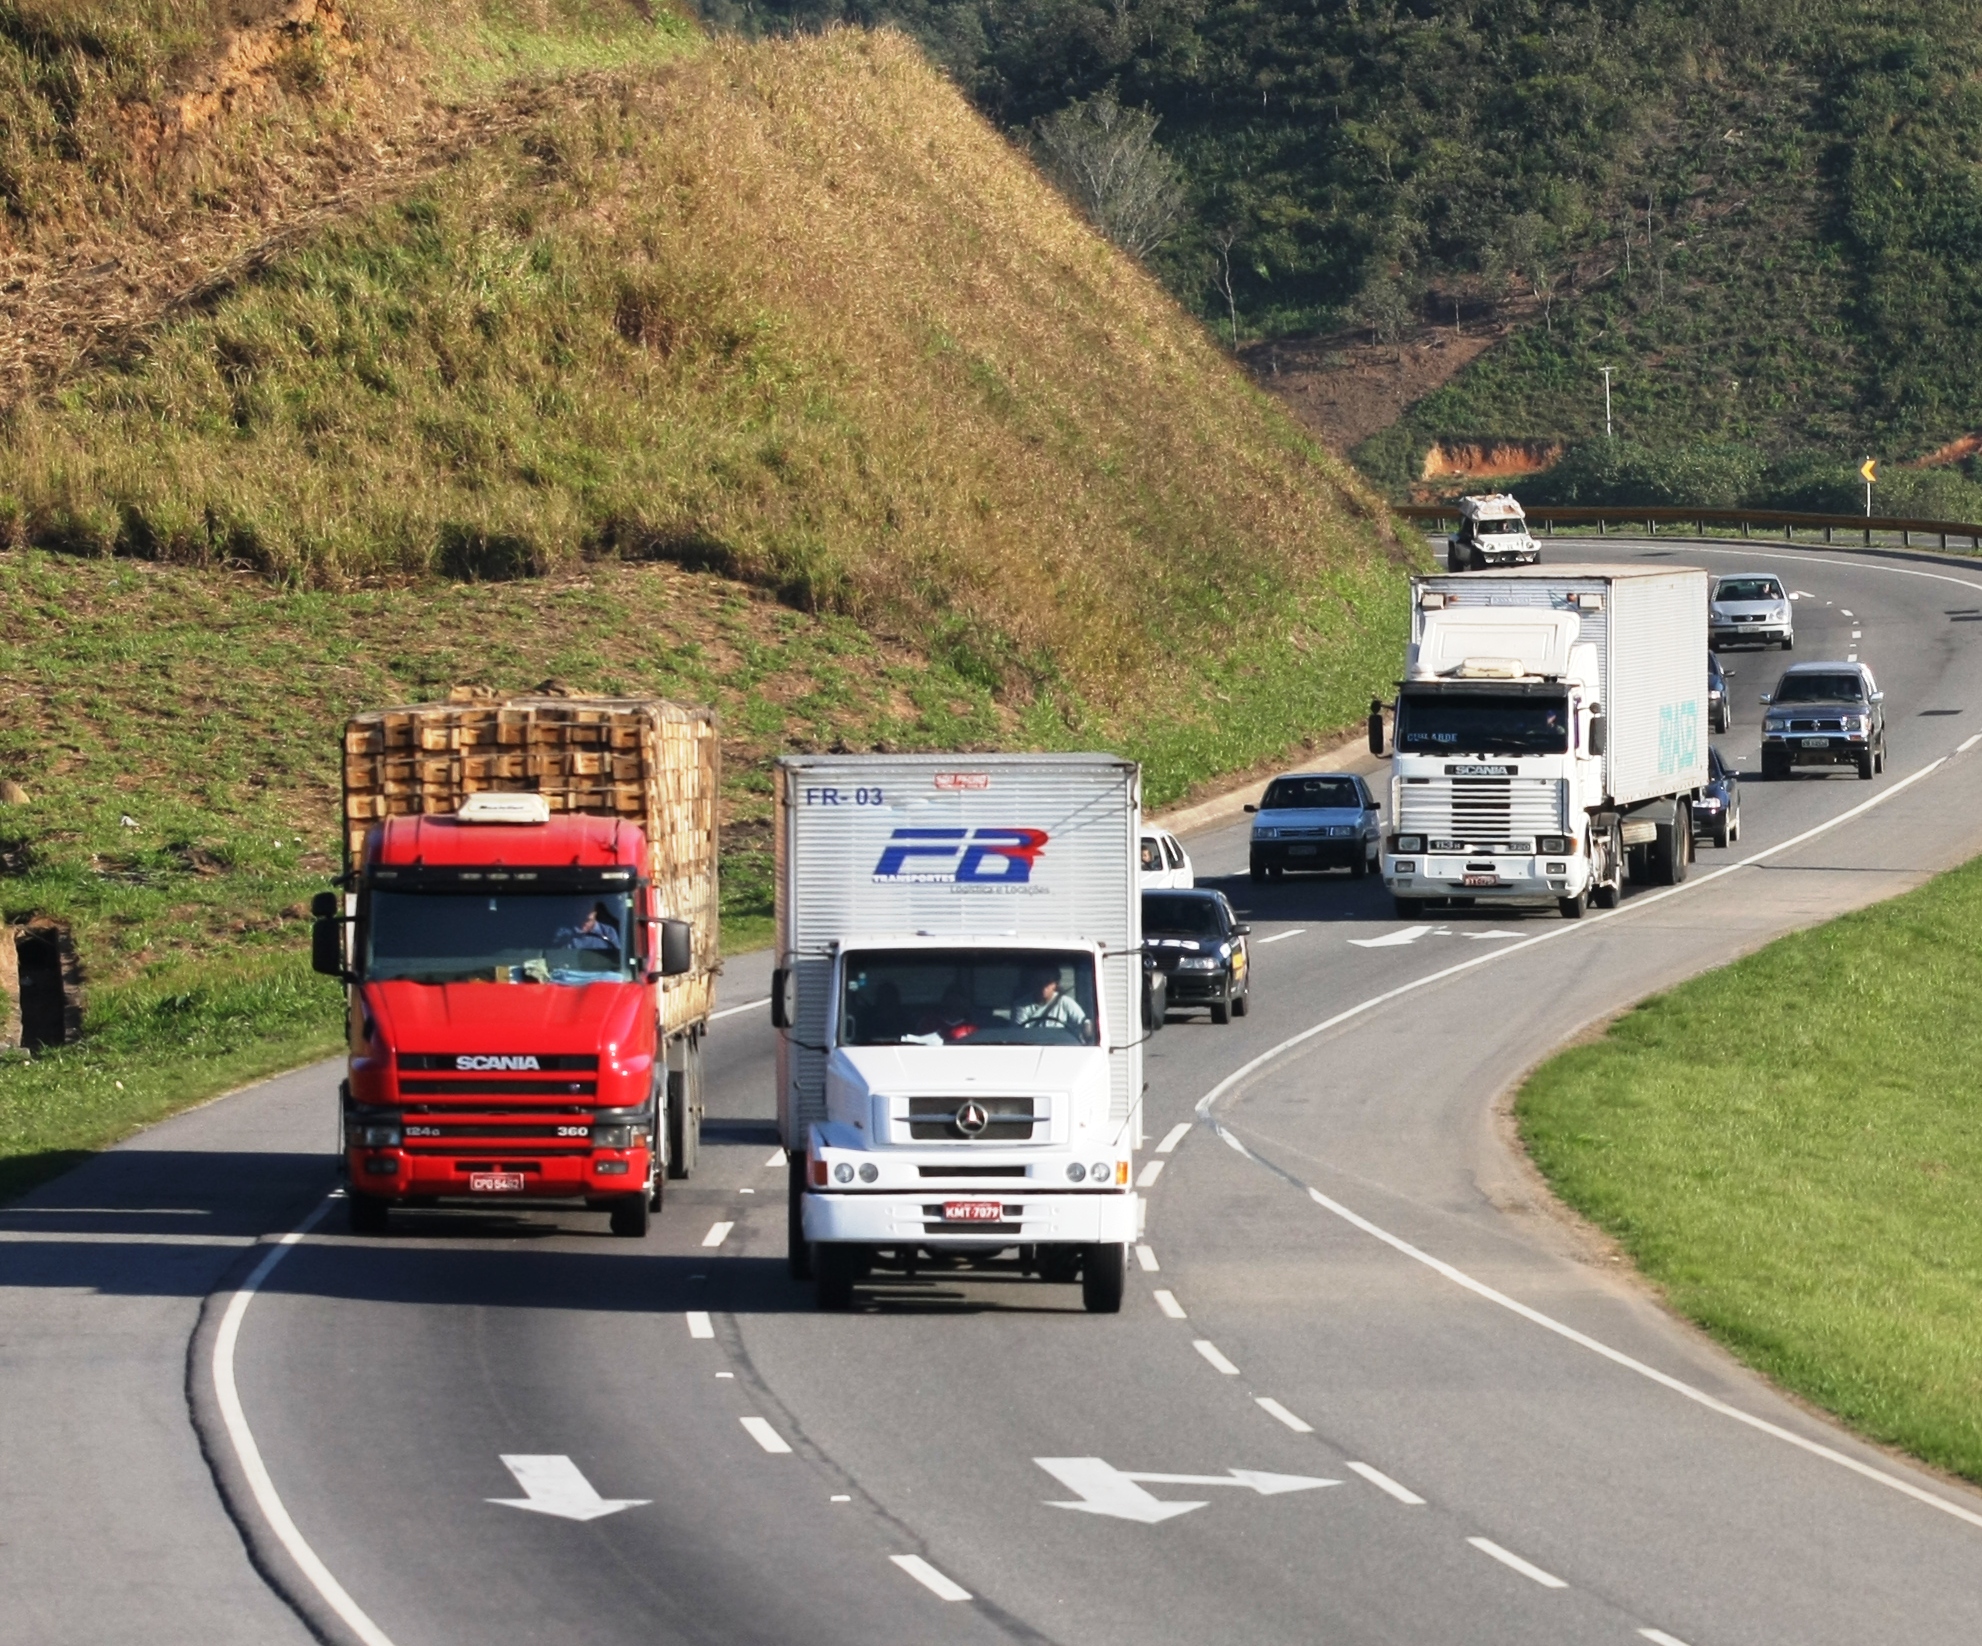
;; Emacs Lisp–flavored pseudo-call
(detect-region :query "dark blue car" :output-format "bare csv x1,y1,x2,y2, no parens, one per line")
1693,744,1741,848
1708,652,1731,734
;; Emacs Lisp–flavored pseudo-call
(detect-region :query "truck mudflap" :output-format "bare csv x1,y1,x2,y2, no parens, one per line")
803,1190,1141,1246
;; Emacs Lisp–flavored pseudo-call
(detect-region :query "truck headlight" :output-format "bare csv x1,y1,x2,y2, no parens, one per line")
1395,835,1424,853
592,1123,634,1148
858,1162,879,1183
1093,1161,1112,1184
1538,835,1571,854
833,1161,855,1184
352,1121,402,1147
1067,1162,1087,1182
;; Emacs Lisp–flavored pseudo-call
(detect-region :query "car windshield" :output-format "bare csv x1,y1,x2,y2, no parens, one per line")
1261,776,1360,809
1396,691,1569,755
1474,517,1524,534
1143,893,1227,936
838,949,1098,1047
1717,578,1783,602
364,890,635,985
1773,672,1866,704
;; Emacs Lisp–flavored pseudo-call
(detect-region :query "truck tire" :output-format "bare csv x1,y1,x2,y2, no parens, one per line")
1651,801,1690,885
346,1192,390,1236
609,1195,651,1238
1392,896,1417,919
1558,891,1587,919
815,1243,859,1311
1082,1244,1126,1314
787,1154,812,1281
667,1032,702,1180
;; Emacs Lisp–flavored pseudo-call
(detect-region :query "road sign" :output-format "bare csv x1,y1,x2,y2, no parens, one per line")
1035,1457,1338,1523
1860,458,1879,484
488,1455,651,1521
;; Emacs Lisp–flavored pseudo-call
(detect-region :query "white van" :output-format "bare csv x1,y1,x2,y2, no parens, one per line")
1446,493,1541,571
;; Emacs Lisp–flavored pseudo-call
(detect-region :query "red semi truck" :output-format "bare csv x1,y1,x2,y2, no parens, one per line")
312,691,720,1236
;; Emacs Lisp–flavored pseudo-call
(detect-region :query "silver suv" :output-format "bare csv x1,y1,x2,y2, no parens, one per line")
1760,661,1884,779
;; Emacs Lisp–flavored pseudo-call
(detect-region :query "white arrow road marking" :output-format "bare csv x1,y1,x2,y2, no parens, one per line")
890,1554,972,1601
1463,929,1523,941
1155,1121,1192,1154
1468,1537,1567,1588
1258,928,1307,944
1344,1461,1424,1504
1036,1457,1338,1523
1348,924,1432,948
488,1456,650,1522
1640,1632,1693,1646
1791,589,1813,599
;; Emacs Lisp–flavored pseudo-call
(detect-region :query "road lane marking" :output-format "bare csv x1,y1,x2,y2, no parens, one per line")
1963,734,1982,753
702,1221,734,1247
1259,928,1307,944
738,1187,755,1194
1345,1461,1425,1504
740,1417,792,1454
488,1455,649,1521
1193,1340,1241,1375
1135,1244,1160,1271
831,1494,851,1502
709,997,770,1022
1468,1537,1567,1588
1039,1457,1335,1521
890,1554,971,1600
1852,629,1863,638
764,1147,787,1168
686,1311,714,1339
212,1197,401,1646
1137,1160,1165,1187
1155,1121,1192,1153
1640,1632,1693,1646
1153,1289,1187,1319
1348,924,1432,948
1255,1397,1312,1433
1842,609,1854,616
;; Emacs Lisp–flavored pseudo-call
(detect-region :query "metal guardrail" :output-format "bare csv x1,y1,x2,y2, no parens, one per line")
1396,502,1982,552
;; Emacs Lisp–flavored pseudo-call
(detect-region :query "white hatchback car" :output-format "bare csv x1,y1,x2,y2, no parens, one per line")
1139,828,1195,889
1710,573,1794,650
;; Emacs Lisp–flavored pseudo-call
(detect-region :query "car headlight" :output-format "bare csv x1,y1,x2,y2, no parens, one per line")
1842,714,1866,731
1179,956,1220,970
1696,794,1723,809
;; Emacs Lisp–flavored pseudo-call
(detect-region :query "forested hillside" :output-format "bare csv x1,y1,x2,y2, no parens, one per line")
717,0,1982,488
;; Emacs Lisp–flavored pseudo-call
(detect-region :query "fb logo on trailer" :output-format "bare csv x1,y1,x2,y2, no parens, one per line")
872,828,1049,883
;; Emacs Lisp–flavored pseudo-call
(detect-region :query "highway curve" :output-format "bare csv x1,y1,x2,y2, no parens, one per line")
9,538,1982,1646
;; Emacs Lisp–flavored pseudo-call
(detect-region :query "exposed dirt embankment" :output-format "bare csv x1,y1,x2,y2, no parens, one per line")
1420,439,1562,481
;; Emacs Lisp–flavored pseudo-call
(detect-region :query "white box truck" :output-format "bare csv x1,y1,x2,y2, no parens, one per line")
1374,564,1708,917
771,753,1149,1312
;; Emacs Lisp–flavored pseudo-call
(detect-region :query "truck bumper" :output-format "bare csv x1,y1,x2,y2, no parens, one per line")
803,1189,1142,1246
1384,852,1588,903
348,1147,651,1202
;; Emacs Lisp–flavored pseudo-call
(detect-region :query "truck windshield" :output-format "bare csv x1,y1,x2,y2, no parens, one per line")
1396,692,1569,755
364,890,636,985
839,949,1099,1047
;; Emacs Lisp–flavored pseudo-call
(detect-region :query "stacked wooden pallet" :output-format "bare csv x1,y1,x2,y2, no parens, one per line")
341,689,721,1026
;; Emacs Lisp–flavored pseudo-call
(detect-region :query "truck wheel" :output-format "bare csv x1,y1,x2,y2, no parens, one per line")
667,1032,702,1180
1857,748,1875,780
787,1154,812,1281
1558,891,1587,919
609,1195,651,1238
815,1243,859,1311
1082,1244,1126,1314
346,1193,390,1236
1391,896,1417,919
1652,802,1690,885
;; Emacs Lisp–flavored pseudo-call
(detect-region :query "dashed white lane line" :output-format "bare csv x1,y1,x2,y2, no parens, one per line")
763,1147,788,1168
1193,1340,1241,1375
890,1554,972,1602
1961,733,1982,753
709,997,770,1022
686,1311,714,1339
1842,609,1854,617
1258,928,1308,944
1155,1122,1192,1154
1137,1160,1166,1187
1344,1461,1425,1505
1254,1397,1313,1433
1134,1244,1160,1272
1639,1631,1694,1646
740,1417,792,1454
1852,629,1863,638
1468,1537,1567,1589
702,1221,734,1247
1153,1289,1187,1320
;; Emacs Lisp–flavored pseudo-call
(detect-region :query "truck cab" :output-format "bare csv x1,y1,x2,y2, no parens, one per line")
1446,493,1541,571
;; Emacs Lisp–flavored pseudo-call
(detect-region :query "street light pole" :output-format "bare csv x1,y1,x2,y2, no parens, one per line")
1600,367,1614,439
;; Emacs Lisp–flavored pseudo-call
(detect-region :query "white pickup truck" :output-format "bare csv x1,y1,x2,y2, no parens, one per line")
771,753,1150,1311
1375,564,1709,917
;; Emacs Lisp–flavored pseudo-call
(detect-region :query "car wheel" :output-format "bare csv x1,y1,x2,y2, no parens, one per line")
346,1193,390,1236
1858,747,1875,779
1210,989,1231,1025
1249,859,1265,883
1761,748,1787,781
1082,1244,1127,1314
1782,634,1794,651
1712,812,1730,849
1232,987,1249,1018
1351,850,1371,879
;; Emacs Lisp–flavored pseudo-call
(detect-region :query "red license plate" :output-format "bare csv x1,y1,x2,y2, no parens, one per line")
468,1172,526,1193
942,1200,1005,1222
1463,873,1499,887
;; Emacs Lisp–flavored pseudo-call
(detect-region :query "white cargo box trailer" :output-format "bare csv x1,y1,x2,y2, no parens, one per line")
1382,564,1709,915
772,753,1147,1312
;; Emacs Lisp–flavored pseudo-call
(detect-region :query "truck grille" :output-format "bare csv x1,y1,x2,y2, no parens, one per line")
1397,777,1562,846
904,1097,1038,1142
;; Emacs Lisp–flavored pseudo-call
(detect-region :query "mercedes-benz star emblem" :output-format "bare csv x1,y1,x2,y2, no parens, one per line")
954,1101,990,1137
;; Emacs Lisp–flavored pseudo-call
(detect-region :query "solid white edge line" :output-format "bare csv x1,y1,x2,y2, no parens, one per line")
1152,1289,1187,1320
1255,1397,1314,1434
1195,755,1947,1123
1193,1339,1241,1375
1155,1121,1192,1154
1467,1537,1568,1589
1961,734,1981,754
1344,1460,1425,1504
213,1197,400,1646
1639,1631,1693,1646
1136,1160,1165,1187
1134,1243,1160,1272
890,1554,972,1602
702,1221,734,1247
709,997,770,1022
740,1416,792,1454
686,1310,714,1339
1259,928,1308,944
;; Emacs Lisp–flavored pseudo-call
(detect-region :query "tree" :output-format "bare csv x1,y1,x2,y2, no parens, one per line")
1032,89,1188,261
1505,212,1560,337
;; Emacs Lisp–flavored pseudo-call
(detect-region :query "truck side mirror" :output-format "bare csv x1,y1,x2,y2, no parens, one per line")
310,890,339,919
1143,967,1167,1031
1368,697,1386,757
656,918,693,978
311,916,347,979
771,967,795,1030
1588,712,1607,757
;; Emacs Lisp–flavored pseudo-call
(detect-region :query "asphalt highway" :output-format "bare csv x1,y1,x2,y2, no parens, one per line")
10,538,1982,1646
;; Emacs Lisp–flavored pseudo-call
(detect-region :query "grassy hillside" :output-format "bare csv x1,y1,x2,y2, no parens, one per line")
0,10,1411,1191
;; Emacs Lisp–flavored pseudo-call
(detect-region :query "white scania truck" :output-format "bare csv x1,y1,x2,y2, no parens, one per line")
1374,564,1708,918
771,753,1150,1313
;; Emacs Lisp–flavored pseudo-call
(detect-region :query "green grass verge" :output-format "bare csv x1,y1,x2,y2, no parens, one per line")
1518,854,1982,1484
